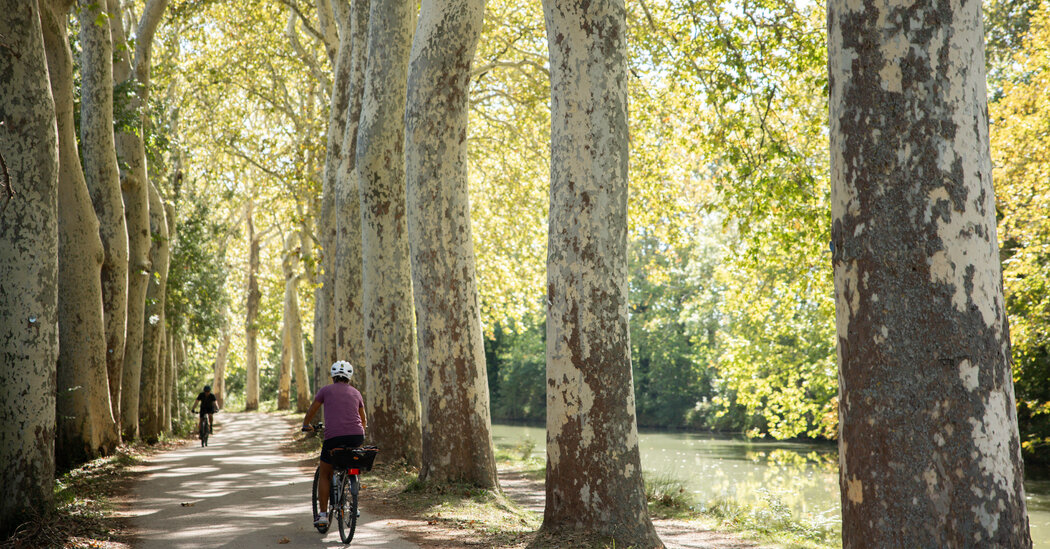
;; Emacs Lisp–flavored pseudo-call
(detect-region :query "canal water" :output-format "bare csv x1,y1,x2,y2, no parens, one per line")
492,422,1049,546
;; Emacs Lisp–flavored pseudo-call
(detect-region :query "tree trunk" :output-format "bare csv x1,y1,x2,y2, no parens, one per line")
245,201,261,411
160,330,170,434
0,0,59,534
333,0,369,406
41,0,121,467
214,317,231,410
829,0,1032,546
79,0,129,430
111,0,168,441
278,232,297,410
163,201,176,434
312,193,336,408
139,183,169,441
280,231,311,412
540,1,660,546
405,0,497,488
356,0,421,466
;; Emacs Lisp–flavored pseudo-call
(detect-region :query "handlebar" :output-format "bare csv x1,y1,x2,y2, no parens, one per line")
301,422,324,433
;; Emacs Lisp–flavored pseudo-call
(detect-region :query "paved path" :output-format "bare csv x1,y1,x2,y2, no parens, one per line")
127,412,417,548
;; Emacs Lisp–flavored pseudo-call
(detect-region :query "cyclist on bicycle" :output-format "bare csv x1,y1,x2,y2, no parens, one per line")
301,360,366,529
191,385,218,435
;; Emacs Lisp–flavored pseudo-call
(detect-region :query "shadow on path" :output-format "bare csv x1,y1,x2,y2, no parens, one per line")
128,412,416,549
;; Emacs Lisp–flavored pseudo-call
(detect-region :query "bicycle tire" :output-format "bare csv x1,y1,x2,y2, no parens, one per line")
199,417,208,447
312,467,329,534
337,473,358,543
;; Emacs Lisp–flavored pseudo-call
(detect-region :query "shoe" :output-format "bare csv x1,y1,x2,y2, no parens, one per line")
315,512,329,528
356,509,360,518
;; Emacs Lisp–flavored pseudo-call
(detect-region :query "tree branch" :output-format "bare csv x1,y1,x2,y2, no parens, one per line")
274,0,326,44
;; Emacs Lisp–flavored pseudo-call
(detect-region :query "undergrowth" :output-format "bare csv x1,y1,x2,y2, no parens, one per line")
1,443,172,549
643,473,839,549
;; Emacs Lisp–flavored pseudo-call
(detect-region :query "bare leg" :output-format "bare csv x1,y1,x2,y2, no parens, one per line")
318,460,333,513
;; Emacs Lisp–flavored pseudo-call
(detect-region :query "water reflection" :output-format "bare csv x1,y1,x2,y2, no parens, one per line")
492,423,1049,547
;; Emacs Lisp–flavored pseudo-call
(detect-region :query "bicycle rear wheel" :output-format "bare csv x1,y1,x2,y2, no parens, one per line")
312,467,329,533
337,473,358,543
199,417,208,447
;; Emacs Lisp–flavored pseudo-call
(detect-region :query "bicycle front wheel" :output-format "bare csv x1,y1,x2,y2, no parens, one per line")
200,418,208,447
337,473,358,543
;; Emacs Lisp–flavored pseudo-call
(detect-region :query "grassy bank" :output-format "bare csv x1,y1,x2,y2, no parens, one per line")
644,472,839,549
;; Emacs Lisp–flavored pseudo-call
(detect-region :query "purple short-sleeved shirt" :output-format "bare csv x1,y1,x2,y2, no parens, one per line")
314,382,365,439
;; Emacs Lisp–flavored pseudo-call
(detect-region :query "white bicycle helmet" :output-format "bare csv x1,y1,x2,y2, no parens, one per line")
330,360,354,380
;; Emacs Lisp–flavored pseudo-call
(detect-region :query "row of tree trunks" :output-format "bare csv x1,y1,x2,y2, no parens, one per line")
332,0,368,407
41,0,121,469
405,0,497,487
111,0,169,441
0,0,60,535
79,0,129,431
828,0,1032,546
356,0,422,466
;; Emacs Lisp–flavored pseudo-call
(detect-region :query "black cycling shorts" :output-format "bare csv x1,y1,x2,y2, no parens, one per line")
320,435,365,464
198,409,215,417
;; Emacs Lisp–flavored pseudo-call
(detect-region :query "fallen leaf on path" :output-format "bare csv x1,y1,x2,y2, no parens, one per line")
278,537,290,544
180,502,195,507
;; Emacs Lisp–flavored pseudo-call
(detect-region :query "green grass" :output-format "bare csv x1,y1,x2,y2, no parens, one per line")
363,461,541,548
640,472,839,549
494,438,546,481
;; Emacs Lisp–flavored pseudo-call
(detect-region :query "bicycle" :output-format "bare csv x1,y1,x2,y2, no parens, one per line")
199,414,210,447
304,422,378,544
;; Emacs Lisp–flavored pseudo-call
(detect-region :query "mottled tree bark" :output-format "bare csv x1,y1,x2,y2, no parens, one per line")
539,1,660,546
323,0,352,400
405,0,497,488
41,0,121,467
829,0,1031,546
79,0,129,429
356,0,421,465
313,0,339,407
0,0,59,534
139,183,169,441
333,0,368,405
245,201,262,411
111,0,168,440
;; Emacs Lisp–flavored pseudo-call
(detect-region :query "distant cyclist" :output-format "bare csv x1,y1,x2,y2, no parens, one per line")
191,385,219,435
301,360,367,529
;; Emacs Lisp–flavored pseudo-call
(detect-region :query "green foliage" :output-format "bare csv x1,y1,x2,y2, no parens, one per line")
990,2,1050,470
166,197,230,341
487,320,546,422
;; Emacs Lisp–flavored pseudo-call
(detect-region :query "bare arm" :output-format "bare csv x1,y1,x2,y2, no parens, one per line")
301,400,322,429
358,404,367,434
